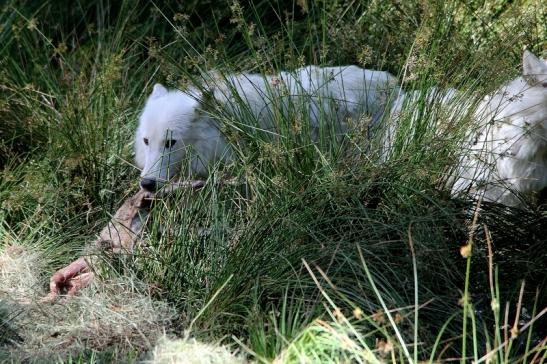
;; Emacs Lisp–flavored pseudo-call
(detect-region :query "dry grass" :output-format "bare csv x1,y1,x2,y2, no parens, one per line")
0,245,176,362
0,244,45,305
146,336,246,364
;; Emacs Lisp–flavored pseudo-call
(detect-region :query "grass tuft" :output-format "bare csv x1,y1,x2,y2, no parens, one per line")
146,335,245,364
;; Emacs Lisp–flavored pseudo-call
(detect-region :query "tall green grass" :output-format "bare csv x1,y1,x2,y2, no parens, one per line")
1,0,546,362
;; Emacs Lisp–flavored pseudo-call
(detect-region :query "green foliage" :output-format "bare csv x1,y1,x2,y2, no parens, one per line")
1,0,545,362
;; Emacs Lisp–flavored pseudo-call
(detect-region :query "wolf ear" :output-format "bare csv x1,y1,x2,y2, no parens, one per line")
522,50,547,77
149,83,168,100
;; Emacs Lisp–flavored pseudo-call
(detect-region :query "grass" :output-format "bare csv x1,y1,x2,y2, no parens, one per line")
1,0,546,362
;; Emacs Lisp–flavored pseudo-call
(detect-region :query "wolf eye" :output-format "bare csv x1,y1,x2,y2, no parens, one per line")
165,139,177,148
143,138,149,145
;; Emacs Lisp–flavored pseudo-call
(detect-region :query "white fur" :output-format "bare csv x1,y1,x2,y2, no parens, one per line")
385,51,547,206
135,65,399,189
451,50,547,206
135,86,228,182
211,65,398,136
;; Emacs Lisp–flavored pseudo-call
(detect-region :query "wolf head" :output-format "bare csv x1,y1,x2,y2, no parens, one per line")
451,50,547,206
134,84,225,192
499,50,547,126
494,50,547,196
478,50,547,141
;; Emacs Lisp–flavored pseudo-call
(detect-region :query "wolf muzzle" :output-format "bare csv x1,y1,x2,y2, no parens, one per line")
140,177,157,192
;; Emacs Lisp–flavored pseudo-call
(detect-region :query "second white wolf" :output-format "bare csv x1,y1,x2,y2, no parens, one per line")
387,50,547,207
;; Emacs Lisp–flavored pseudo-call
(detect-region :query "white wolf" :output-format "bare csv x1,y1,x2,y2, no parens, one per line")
451,50,547,206
387,50,547,207
135,65,399,191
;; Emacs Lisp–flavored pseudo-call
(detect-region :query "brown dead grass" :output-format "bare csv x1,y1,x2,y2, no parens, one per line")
146,335,246,364
0,244,176,362
0,244,45,305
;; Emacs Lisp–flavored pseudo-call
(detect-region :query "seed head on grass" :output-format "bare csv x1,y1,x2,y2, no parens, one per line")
460,243,472,258
26,18,38,32
376,339,394,356
372,310,386,325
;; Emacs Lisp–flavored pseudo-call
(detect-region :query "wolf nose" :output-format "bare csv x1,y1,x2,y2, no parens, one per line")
140,178,157,192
